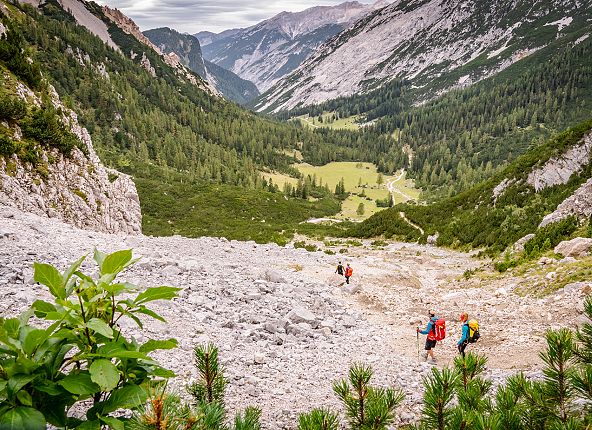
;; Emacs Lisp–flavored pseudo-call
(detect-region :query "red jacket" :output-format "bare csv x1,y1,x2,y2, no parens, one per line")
345,267,353,277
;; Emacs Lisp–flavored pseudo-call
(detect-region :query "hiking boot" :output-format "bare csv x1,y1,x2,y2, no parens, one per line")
430,358,437,364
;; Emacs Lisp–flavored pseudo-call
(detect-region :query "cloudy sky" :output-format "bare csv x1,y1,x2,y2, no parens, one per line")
96,0,370,34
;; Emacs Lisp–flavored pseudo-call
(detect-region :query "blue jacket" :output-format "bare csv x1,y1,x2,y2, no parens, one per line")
458,322,470,345
419,317,438,336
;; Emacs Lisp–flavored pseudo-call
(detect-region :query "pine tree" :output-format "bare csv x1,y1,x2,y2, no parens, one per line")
298,409,339,430
333,363,404,430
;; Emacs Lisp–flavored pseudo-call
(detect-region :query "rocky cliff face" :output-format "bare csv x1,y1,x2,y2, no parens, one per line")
256,0,588,112
528,133,592,192
0,87,141,234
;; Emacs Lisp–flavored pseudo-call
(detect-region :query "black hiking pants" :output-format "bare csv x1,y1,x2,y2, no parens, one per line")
458,341,468,357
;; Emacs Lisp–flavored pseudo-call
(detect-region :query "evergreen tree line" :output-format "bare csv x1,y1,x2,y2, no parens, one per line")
276,79,410,122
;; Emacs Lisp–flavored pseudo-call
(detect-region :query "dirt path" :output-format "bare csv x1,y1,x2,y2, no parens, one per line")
303,241,585,371
399,211,425,235
386,170,415,203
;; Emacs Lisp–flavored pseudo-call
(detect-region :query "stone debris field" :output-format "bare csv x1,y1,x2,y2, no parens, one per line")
0,205,589,427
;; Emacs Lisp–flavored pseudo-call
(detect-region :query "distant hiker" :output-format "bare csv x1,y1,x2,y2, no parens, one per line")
458,312,480,357
335,261,344,276
344,263,353,284
417,311,446,363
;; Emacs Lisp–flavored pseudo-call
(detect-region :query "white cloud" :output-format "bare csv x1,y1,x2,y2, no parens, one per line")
96,0,371,33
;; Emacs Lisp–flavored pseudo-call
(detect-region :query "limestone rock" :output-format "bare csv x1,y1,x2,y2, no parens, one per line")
554,237,592,258
0,86,141,235
513,234,535,253
286,307,316,325
264,270,286,284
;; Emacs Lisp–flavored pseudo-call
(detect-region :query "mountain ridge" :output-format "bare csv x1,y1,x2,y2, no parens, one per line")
256,0,590,112
200,1,388,91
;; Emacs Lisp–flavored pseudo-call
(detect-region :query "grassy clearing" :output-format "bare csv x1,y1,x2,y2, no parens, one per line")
260,171,299,188
293,112,362,131
264,162,420,221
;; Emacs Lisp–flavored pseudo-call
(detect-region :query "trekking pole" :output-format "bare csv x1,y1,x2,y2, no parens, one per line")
416,328,420,361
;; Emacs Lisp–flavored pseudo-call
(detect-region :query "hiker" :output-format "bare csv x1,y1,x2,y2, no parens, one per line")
417,311,443,363
457,312,480,357
335,261,344,276
344,263,353,284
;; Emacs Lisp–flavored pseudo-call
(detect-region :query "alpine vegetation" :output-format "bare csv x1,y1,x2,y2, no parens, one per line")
0,250,180,429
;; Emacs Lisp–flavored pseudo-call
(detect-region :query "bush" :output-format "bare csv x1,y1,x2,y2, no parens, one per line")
0,249,181,429
0,133,16,156
21,107,80,154
0,92,27,121
524,216,578,257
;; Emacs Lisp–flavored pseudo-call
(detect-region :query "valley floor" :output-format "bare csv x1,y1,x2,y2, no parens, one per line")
0,204,587,427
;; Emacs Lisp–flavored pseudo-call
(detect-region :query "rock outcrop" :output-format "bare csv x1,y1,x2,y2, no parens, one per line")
0,87,141,234
540,177,592,227
554,237,592,257
528,132,592,192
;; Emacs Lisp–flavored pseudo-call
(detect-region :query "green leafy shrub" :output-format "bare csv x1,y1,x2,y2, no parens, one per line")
0,91,27,121
0,133,16,156
0,249,181,429
21,107,80,154
524,217,578,257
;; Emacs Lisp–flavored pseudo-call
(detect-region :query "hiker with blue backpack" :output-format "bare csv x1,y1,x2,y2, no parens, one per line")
417,310,445,364
458,312,480,357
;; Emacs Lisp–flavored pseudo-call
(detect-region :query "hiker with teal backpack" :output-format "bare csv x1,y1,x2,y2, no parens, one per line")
458,312,480,357
417,310,446,364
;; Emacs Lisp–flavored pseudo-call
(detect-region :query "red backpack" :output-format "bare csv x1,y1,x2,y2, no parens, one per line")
433,319,446,341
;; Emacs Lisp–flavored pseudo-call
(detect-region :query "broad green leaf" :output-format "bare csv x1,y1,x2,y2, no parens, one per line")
33,263,66,299
16,391,32,406
3,319,20,339
139,338,178,353
86,319,113,339
93,249,107,270
136,306,165,322
0,406,45,430
102,385,147,413
22,329,46,356
99,416,124,430
95,343,148,359
35,381,63,396
62,255,86,288
77,419,101,430
89,360,119,391
150,367,176,378
134,286,181,305
103,282,137,295
7,375,35,397
58,373,100,396
101,250,132,276
31,300,56,318
0,380,7,392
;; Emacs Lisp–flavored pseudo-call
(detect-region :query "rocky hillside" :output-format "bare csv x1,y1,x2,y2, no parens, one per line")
256,0,590,112
0,22,141,234
200,1,387,91
144,27,259,104
352,119,592,254
3,204,590,426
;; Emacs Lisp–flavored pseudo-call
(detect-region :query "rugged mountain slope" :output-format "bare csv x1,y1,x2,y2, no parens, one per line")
352,119,592,254
201,1,387,91
0,7,140,233
257,0,591,112
144,27,259,104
